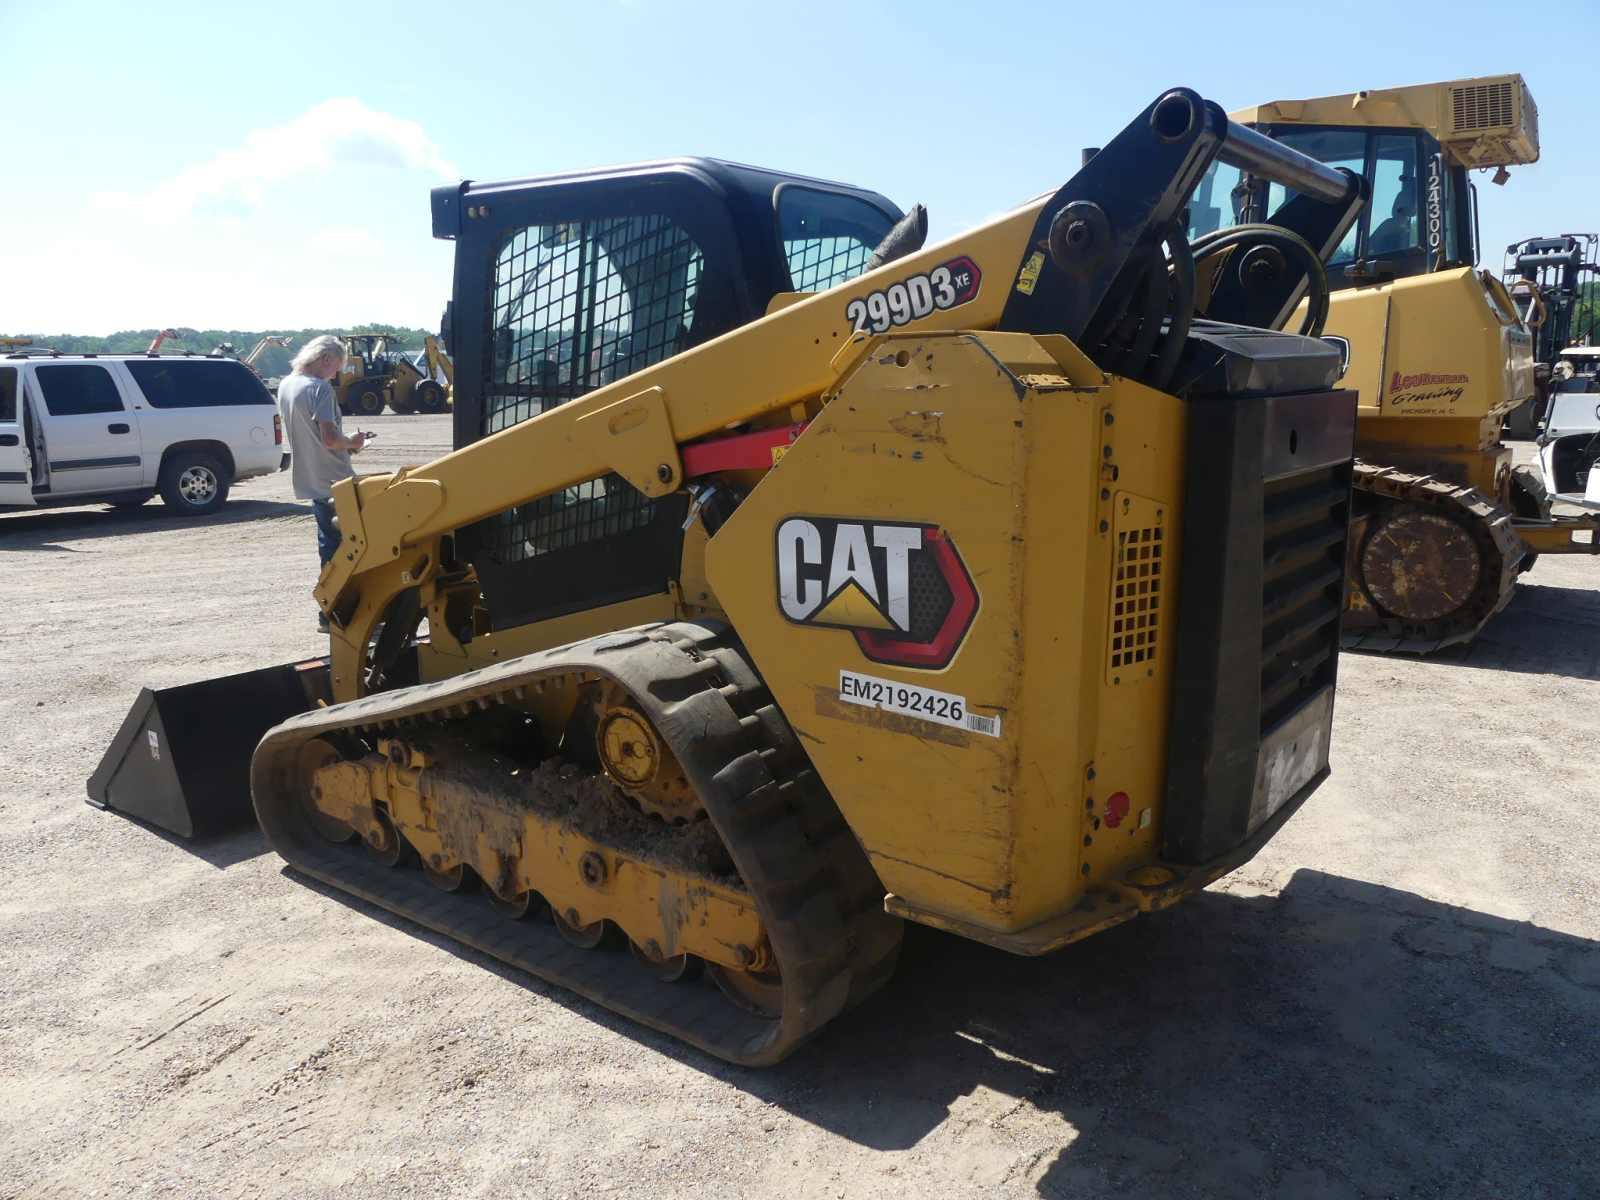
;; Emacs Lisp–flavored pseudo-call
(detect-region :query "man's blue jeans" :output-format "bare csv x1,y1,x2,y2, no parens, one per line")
313,498,340,565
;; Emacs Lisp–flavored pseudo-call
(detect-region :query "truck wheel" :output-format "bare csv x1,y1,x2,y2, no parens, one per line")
388,390,418,415
350,383,387,417
158,451,230,516
415,381,447,414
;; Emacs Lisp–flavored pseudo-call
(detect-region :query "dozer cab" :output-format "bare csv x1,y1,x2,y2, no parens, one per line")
89,90,1365,1064
1195,74,1600,653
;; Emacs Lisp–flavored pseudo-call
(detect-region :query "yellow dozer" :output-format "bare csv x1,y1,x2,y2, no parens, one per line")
88,91,1364,1064
1196,75,1600,652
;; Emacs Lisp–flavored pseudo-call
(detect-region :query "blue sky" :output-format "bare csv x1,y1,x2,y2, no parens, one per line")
3,0,1592,335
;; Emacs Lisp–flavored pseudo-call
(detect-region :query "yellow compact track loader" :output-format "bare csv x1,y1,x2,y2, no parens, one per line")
1197,75,1600,652
89,90,1364,1064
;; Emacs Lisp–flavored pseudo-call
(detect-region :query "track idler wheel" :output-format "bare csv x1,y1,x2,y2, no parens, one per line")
423,860,476,892
709,963,784,1018
363,808,413,868
488,889,547,920
1359,508,1482,622
552,907,613,949
629,939,699,983
300,739,356,845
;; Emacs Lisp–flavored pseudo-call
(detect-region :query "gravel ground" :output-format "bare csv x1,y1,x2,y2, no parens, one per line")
1,416,1596,1200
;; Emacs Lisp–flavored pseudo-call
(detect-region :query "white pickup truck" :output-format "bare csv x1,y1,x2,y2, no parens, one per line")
0,352,287,515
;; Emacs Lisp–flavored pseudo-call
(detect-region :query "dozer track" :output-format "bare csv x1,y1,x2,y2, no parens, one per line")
251,621,902,1066
1342,463,1526,654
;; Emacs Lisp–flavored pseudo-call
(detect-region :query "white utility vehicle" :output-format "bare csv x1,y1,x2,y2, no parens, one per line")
0,351,287,515
1538,346,1600,511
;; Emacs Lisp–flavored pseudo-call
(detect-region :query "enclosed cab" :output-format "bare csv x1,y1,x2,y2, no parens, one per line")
432,158,903,636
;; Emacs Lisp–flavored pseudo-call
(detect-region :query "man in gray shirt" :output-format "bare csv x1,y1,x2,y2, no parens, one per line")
277,335,368,584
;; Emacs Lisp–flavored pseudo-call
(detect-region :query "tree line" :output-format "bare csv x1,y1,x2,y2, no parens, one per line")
4,324,435,379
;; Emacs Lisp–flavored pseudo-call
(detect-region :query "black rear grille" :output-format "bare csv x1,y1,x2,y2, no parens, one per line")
1259,465,1350,731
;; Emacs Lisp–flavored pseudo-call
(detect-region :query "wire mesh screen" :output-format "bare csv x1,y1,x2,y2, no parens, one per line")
777,187,893,294
785,235,874,293
476,215,705,565
485,216,703,435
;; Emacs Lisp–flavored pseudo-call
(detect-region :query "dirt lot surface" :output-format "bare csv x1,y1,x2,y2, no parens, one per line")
2,416,1596,1199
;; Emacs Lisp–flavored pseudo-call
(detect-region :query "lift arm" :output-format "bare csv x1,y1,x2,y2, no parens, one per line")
315,88,1361,700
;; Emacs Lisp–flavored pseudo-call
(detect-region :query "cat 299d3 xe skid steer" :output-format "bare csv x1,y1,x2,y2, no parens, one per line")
89,89,1364,1065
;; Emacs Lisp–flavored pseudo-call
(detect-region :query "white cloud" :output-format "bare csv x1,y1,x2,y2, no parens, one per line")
5,99,459,333
100,98,457,221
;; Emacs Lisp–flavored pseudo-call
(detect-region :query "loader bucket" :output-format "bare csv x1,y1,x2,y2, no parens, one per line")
87,658,329,838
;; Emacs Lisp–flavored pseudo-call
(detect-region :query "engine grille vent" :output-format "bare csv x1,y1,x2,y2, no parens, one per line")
1259,466,1350,732
1450,81,1515,133
1107,495,1165,682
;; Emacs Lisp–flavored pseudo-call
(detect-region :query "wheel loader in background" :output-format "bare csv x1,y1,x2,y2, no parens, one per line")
88,90,1365,1064
1194,74,1600,653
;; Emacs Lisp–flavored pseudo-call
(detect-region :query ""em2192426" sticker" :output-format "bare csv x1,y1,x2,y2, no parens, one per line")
845,256,982,335
838,669,1001,738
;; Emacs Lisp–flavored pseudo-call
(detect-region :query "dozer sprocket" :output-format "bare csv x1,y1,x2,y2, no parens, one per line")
251,621,902,1066
1342,462,1526,654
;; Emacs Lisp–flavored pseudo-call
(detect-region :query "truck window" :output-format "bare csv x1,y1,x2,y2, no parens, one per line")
35,364,124,416
777,187,894,293
125,360,272,408
0,367,15,421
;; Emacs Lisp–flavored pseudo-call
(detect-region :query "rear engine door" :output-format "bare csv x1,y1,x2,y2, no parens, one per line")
0,366,33,504
30,362,143,494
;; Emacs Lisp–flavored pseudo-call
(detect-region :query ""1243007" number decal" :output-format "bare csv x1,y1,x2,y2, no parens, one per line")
845,256,982,335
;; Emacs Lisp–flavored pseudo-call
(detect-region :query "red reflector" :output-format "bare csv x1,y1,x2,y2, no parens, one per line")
1104,791,1130,828
273,413,283,445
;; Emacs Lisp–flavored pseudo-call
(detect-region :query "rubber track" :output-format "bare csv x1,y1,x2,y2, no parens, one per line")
1342,462,1526,654
251,620,902,1066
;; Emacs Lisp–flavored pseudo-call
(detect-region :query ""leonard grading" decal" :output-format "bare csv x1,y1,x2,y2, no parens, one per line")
1387,369,1469,414
845,256,981,335
776,516,978,669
